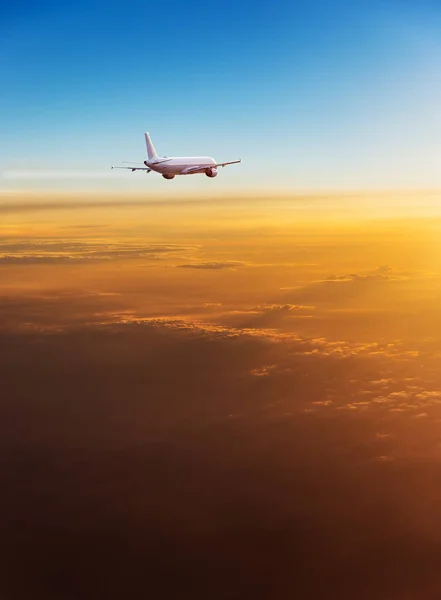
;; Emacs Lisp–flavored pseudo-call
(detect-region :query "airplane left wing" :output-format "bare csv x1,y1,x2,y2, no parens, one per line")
112,166,151,172
184,159,241,174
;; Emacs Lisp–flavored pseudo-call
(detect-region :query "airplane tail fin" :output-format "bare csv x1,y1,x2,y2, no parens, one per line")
144,132,158,160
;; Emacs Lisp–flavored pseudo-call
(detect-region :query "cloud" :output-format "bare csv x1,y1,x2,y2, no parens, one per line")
108,316,422,363
2,291,441,599
255,304,314,313
0,289,424,365
0,194,261,214
0,240,198,264
220,303,316,330
280,265,428,313
250,365,276,377
370,378,393,387
0,255,84,265
0,292,438,432
177,261,245,270
322,265,400,283
1,169,114,180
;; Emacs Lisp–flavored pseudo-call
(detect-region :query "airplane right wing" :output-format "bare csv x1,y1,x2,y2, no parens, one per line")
215,159,242,168
184,159,241,174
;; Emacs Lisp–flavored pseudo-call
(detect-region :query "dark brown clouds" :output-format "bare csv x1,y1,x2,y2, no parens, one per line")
2,308,441,599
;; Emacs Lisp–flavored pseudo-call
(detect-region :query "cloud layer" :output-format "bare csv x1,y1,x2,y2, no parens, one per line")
2,197,441,599
0,240,199,264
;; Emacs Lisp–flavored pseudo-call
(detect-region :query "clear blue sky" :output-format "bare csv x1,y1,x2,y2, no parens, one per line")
1,0,441,192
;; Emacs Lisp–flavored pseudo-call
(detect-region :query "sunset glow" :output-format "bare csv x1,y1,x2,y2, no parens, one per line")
3,0,441,596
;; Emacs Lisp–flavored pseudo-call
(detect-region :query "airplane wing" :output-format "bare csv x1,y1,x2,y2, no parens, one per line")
111,166,151,172
184,159,241,174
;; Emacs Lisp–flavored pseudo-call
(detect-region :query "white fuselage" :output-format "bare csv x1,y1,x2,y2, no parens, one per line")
146,156,216,175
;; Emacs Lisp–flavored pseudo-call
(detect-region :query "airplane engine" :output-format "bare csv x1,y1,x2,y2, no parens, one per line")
162,174,175,179
205,168,218,178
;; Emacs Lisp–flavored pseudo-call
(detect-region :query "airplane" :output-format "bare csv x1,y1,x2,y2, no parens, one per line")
112,132,241,180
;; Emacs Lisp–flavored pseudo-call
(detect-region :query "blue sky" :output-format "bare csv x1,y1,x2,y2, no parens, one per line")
1,0,441,192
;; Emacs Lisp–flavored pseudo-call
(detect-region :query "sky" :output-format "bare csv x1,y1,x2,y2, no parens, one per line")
2,0,441,191
4,3,441,598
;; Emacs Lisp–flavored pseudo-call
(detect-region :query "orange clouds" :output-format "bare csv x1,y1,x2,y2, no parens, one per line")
2,192,441,598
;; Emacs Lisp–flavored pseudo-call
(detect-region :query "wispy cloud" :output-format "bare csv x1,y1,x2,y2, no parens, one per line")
0,240,199,264
177,261,245,270
1,169,112,180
